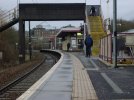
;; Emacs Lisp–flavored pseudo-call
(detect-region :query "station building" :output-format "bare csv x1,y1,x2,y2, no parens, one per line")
56,27,84,51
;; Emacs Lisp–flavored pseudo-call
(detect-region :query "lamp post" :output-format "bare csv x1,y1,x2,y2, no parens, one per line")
113,0,117,68
17,0,20,6
106,0,110,19
100,0,101,5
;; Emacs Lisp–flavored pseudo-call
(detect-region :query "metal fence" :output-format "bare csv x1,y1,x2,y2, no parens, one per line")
100,33,134,64
99,34,112,63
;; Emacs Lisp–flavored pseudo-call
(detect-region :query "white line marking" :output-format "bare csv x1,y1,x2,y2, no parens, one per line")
89,58,123,93
90,59,99,70
86,68,99,70
101,73,123,93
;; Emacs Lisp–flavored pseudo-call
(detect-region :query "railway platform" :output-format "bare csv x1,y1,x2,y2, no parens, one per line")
17,51,98,100
17,50,134,100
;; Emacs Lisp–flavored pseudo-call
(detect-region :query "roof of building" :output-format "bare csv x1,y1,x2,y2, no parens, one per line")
56,27,81,37
123,29,134,33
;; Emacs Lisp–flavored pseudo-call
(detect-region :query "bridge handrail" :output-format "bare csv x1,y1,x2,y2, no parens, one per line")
99,5,106,32
0,6,19,27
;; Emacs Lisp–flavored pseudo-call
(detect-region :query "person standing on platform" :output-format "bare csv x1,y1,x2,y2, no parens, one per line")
85,34,93,57
67,42,70,52
90,6,96,16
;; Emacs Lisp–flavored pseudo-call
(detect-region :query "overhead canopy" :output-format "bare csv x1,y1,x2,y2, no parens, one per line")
57,27,81,37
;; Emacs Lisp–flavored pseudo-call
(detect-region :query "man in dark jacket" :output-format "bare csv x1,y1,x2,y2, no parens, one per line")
90,6,96,16
85,34,93,57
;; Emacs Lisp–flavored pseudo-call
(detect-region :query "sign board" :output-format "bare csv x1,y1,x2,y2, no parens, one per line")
19,3,85,21
71,37,77,48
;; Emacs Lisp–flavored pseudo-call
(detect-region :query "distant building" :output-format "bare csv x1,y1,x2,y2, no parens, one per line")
36,25,43,28
32,25,59,49
33,26,46,40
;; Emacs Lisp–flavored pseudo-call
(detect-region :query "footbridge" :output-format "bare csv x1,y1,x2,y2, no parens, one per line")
0,3,105,63
0,3,86,63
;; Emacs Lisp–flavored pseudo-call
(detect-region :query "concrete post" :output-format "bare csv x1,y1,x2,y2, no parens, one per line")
19,20,25,63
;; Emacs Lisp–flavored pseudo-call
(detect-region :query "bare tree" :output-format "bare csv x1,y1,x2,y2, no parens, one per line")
0,9,18,65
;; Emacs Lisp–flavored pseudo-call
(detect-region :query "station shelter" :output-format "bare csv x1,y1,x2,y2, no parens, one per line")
56,27,83,51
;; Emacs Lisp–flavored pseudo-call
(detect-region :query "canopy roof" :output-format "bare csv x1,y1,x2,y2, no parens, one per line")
57,27,81,37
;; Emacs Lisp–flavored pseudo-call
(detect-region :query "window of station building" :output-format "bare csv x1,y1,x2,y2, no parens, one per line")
77,32,83,38
77,32,82,36
71,33,76,37
62,37,65,41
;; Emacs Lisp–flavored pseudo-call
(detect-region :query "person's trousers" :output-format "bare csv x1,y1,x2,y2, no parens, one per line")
86,46,91,57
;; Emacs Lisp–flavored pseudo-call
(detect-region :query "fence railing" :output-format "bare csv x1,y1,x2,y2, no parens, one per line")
99,34,112,63
100,33,134,64
0,6,19,27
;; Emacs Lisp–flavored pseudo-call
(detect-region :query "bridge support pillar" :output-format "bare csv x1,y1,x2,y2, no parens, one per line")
19,20,25,64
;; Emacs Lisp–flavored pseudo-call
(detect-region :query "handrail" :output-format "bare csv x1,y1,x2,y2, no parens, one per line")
99,5,106,32
0,6,19,27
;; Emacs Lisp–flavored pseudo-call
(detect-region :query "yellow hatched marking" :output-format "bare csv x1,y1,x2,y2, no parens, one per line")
71,54,98,100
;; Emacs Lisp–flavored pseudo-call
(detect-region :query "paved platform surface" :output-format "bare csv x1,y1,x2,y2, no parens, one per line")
17,52,98,100
72,52,134,100
17,51,134,100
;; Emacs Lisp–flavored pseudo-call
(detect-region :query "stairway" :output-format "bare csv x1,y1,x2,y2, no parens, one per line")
0,7,19,32
88,16,106,56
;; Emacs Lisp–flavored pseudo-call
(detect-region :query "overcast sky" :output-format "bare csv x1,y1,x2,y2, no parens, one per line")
0,0,134,29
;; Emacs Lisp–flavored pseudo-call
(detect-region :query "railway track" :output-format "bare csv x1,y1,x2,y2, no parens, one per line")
0,52,60,100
